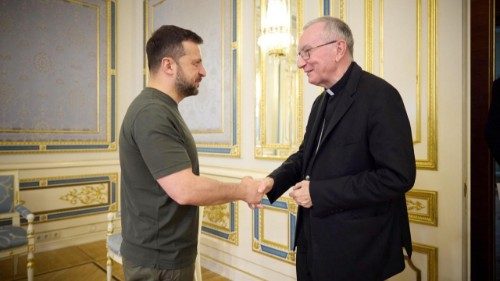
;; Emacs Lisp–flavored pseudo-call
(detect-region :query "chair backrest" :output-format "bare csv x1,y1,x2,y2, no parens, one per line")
0,173,16,214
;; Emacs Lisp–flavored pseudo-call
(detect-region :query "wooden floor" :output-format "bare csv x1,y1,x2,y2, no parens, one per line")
0,240,229,281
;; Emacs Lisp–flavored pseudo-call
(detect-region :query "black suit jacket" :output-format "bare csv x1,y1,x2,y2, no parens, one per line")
267,62,416,281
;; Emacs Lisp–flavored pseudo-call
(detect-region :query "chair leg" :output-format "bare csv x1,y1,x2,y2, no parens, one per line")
27,251,34,281
194,254,202,281
107,256,113,281
27,265,34,281
26,217,35,281
13,255,18,276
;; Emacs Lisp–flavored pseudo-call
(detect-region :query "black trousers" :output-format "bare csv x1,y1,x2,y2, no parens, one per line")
296,243,314,281
296,211,314,281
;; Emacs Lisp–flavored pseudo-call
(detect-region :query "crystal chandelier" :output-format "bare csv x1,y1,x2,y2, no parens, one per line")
257,0,293,56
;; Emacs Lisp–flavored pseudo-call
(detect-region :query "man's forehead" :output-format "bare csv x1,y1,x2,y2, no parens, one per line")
180,41,202,58
299,32,321,47
299,23,324,46
182,41,200,51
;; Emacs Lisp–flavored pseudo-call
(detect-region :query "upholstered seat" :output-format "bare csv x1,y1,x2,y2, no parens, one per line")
106,232,122,258
0,171,35,281
106,205,203,281
0,225,28,249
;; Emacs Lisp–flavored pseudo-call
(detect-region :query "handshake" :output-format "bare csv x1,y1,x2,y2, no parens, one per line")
238,177,313,209
238,177,273,208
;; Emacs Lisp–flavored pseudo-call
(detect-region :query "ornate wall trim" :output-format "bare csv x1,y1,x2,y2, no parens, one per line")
406,189,438,226
144,0,241,157
19,173,118,223
252,197,297,264
202,202,239,245
413,242,438,281
0,0,117,153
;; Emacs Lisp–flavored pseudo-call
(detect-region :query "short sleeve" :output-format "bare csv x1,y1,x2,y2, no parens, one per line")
133,104,191,179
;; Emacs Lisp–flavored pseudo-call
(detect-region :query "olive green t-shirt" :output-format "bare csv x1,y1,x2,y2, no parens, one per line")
119,87,199,269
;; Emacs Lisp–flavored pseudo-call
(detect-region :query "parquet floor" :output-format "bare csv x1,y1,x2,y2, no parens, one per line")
0,240,229,281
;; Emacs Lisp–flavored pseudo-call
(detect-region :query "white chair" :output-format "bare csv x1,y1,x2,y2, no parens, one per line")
194,206,204,281
106,204,122,281
106,205,204,281
0,171,35,281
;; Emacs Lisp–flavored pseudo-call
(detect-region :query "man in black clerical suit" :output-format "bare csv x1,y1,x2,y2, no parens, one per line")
256,16,416,281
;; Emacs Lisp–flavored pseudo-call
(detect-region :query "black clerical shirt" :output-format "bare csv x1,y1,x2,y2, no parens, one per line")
314,62,355,153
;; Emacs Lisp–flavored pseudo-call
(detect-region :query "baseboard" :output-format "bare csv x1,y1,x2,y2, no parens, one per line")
199,241,295,281
35,221,113,253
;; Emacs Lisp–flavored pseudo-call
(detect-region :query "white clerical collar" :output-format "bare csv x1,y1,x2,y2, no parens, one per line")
325,88,335,96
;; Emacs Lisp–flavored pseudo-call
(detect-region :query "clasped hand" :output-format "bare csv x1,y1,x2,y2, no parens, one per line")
289,180,313,208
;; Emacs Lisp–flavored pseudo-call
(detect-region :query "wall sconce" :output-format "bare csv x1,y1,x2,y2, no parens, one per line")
257,0,293,56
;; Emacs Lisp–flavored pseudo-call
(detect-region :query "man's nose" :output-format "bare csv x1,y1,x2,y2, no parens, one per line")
296,56,306,69
199,65,207,77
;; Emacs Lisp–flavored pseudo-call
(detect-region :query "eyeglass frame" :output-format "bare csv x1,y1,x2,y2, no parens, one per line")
297,40,338,61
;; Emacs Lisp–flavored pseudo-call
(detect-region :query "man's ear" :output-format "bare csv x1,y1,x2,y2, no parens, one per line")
161,57,176,75
335,41,348,62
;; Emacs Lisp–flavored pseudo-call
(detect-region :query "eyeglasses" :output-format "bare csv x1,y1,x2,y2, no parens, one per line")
297,40,337,61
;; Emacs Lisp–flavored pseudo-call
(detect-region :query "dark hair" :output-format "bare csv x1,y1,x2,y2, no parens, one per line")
146,25,203,72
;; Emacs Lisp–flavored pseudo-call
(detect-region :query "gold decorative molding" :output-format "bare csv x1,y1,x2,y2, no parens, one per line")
254,0,304,160
379,0,384,76
0,0,117,153
339,0,346,20
406,189,437,226
416,0,437,170
59,184,108,205
252,197,297,264
364,0,437,169
347,0,437,170
108,202,118,212
38,214,48,222
364,0,373,72
404,255,422,280
398,242,437,280
324,1,347,20
201,202,239,245
144,0,241,157
413,242,438,281
414,0,422,144
19,173,118,223
204,205,230,226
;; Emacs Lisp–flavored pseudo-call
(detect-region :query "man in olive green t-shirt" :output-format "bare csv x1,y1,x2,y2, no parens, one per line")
119,25,263,281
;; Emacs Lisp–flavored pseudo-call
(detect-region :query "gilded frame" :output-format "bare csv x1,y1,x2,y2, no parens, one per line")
201,202,238,245
254,0,304,160
143,0,241,157
0,0,117,153
406,189,438,226
320,0,347,20
323,0,437,170
413,242,438,281
252,197,297,264
19,173,118,223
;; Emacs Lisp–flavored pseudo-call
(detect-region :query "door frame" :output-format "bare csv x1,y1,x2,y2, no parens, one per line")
471,0,496,279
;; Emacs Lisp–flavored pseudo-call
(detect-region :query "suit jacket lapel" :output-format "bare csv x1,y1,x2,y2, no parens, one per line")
315,63,363,157
317,93,354,149
303,92,329,167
